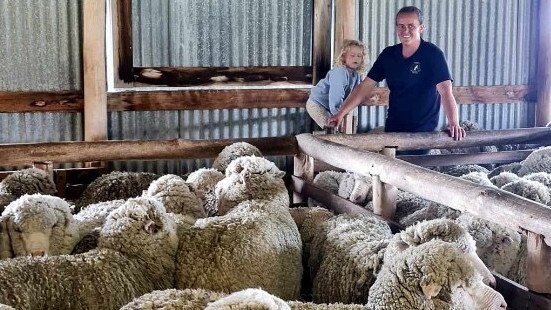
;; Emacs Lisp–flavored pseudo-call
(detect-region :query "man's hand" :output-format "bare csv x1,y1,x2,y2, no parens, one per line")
448,124,466,141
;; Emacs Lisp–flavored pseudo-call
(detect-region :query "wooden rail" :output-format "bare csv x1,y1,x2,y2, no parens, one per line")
0,137,298,167
318,127,551,152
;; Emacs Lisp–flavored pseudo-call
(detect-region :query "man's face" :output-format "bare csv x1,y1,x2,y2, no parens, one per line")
395,12,424,46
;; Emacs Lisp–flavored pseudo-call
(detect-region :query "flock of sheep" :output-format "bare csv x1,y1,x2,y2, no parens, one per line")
0,137,548,309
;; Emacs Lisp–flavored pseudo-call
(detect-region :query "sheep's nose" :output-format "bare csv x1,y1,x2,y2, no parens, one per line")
31,250,45,257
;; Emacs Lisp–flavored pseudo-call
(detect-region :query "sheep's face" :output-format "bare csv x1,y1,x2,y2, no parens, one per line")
99,197,178,260
5,200,58,257
349,179,371,204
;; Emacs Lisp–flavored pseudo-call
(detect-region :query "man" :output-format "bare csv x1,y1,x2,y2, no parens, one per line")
328,6,465,147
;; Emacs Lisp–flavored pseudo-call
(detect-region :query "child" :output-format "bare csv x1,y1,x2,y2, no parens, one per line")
306,39,367,131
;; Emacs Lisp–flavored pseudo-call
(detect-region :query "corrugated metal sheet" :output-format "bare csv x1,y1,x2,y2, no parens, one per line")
359,0,538,86
0,0,82,91
132,0,313,66
108,108,313,174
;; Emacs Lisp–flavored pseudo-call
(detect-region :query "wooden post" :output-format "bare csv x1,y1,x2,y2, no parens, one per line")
372,147,397,219
334,0,357,134
313,0,332,84
526,232,551,294
83,0,108,141
111,0,134,87
293,153,315,203
536,0,551,126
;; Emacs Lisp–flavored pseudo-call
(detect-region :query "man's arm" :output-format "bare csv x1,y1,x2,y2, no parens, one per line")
436,80,465,140
327,77,378,127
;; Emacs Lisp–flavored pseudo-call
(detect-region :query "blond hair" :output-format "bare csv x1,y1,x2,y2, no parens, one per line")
334,39,368,73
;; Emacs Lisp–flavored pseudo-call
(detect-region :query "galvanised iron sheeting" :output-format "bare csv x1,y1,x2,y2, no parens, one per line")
108,108,313,175
358,0,538,86
132,0,313,67
356,102,529,133
0,0,82,91
0,112,83,170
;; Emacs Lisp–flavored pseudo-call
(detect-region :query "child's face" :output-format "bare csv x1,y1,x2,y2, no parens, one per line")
344,46,364,70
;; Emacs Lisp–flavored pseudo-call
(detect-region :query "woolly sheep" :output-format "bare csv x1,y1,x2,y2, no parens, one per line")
0,194,15,214
215,156,288,216
75,171,159,212
0,305,14,310
309,171,372,208
145,174,205,219
176,199,303,300
390,191,433,222
523,172,551,189
367,240,507,310
459,171,496,188
517,146,551,176
0,197,179,310
442,164,489,177
205,288,290,309
0,194,79,258
490,171,520,188
212,141,263,173
120,288,226,310
488,162,522,178
501,178,551,205
309,213,392,304
186,168,225,216
455,213,525,282
0,168,56,197
308,171,344,208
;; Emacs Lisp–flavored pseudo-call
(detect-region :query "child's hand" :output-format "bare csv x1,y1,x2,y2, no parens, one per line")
327,115,341,128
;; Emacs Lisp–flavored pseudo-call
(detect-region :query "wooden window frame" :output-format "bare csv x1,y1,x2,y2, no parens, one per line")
112,0,332,87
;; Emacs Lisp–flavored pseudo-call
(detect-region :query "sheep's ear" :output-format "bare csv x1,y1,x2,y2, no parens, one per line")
420,282,441,299
275,171,285,178
0,216,13,258
143,220,159,234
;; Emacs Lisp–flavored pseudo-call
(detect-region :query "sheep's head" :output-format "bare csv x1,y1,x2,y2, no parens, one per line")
99,197,178,262
398,219,496,287
349,174,372,204
0,168,57,196
212,142,263,173
0,194,76,257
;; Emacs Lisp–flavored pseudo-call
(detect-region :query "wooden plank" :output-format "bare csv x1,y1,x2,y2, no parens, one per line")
0,86,534,113
495,273,551,310
0,91,83,113
83,0,108,141
296,133,551,243
526,232,551,294
372,147,397,219
334,0,356,55
293,153,315,203
313,0,332,84
116,0,133,83
107,88,310,111
133,66,313,86
536,0,551,126
111,0,134,87
319,127,551,152
0,137,298,167
398,150,534,167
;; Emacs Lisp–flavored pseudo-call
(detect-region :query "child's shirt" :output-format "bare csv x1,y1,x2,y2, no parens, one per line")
309,66,361,115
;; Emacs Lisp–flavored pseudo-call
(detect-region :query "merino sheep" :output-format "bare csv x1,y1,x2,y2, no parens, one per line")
212,142,263,173
398,203,461,228
205,288,290,309
459,171,496,188
517,146,551,176
0,168,56,197
488,162,522,178
308,171,344,208
145,174,205,219
490,172,520,188
309,171,372,208
501,178,551,205
215,156,288,216
367,240,507,310
0,194,79,258
176,199,303,300
0,194,15,214
120,288,226,310
523,172,551,189
309,213,392,304
75,171,159,212
442,164,489,177
186,168,225,216
0,197,179,310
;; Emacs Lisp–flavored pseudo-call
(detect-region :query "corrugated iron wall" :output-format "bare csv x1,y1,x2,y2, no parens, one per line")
132,0,313,66
356,0,538,132
0,0,83,170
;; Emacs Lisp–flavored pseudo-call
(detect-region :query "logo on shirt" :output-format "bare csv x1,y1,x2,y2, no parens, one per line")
410,62,422,74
